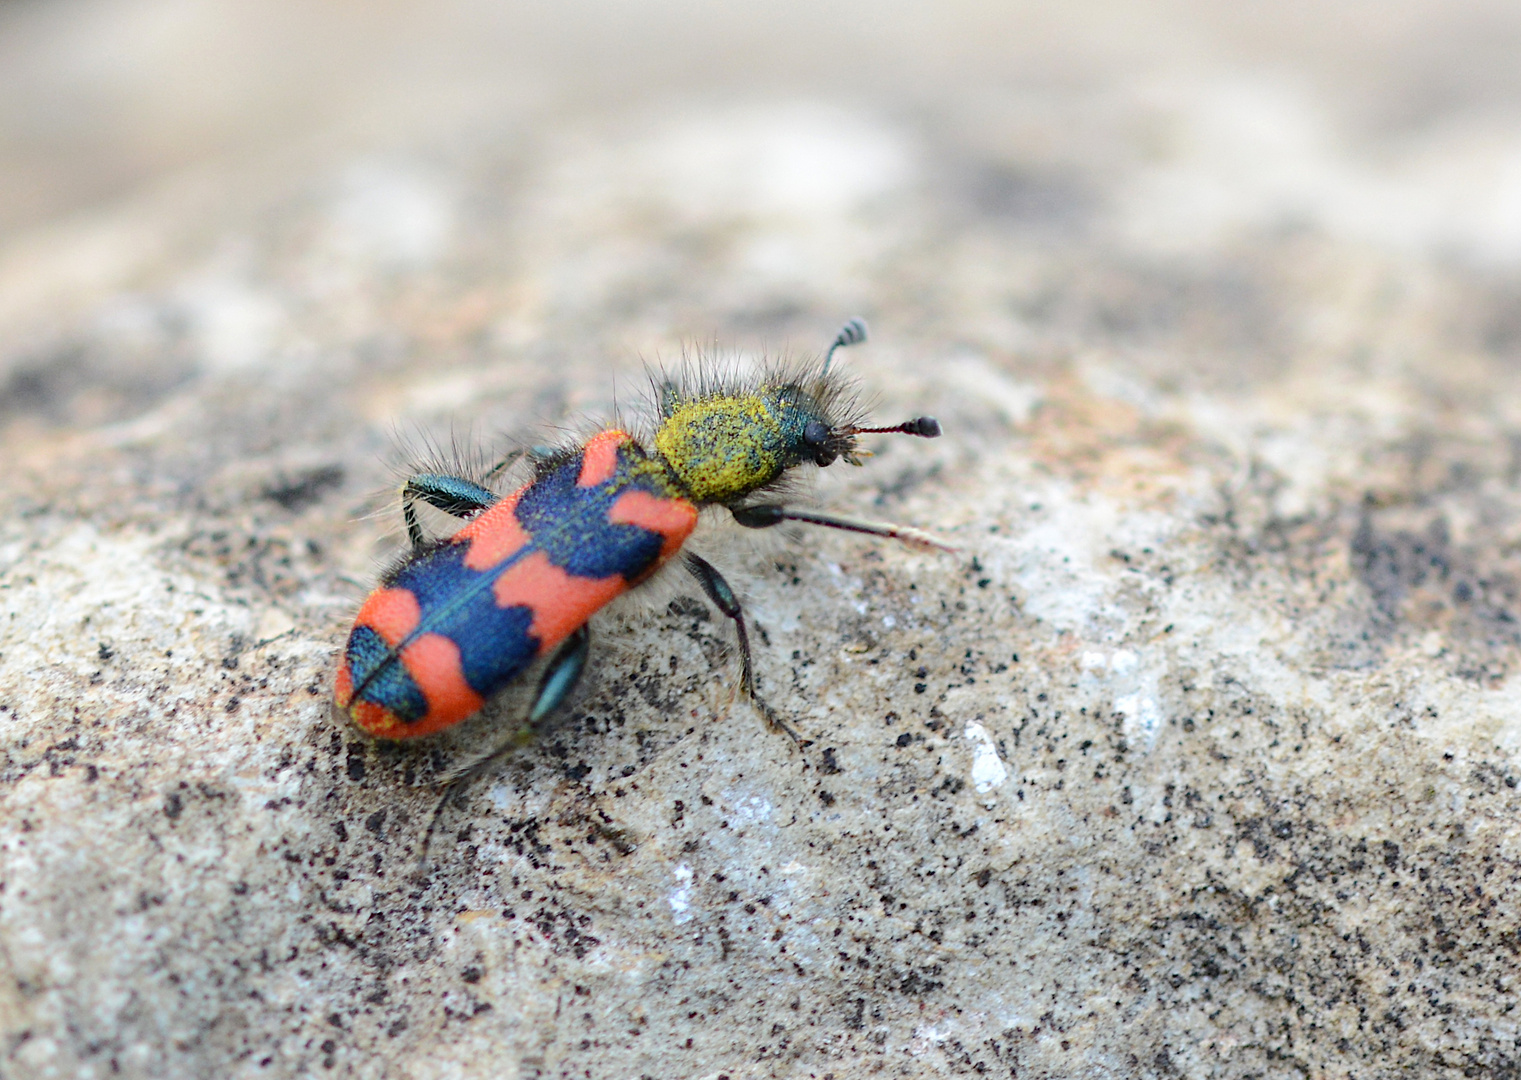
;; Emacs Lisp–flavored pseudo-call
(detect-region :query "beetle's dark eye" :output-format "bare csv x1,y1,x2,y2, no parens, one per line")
802,419,836,466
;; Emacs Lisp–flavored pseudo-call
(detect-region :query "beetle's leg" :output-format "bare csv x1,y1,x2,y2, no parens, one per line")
401,474,500,548
417,625,591,870
683,552,802,744
406,445,560,546
731,503,957,553
528,623,592,724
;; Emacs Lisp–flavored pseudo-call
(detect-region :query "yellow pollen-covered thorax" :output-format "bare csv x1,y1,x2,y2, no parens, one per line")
653,392,798,504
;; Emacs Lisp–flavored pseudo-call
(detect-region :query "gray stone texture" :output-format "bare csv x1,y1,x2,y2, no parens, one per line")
4,1,1521,1077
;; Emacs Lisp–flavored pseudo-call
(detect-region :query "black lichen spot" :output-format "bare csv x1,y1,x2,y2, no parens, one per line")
1351,511,1452,617
264,465,346,512
846,997,866,1030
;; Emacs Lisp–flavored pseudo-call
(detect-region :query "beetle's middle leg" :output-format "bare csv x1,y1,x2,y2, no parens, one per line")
682,552,803,744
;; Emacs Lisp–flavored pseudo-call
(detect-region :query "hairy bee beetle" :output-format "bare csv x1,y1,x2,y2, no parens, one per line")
335,319,947,772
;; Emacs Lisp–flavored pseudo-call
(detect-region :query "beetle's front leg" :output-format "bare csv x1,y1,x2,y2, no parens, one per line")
731,503,954,553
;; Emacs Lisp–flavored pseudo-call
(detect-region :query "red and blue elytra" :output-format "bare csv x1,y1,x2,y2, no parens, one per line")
334,318,949,755
335,430,696,739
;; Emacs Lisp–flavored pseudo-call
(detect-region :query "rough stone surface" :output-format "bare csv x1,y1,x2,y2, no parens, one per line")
5,2,1521,1077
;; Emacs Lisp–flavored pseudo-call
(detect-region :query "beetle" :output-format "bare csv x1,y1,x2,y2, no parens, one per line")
335,319,946,776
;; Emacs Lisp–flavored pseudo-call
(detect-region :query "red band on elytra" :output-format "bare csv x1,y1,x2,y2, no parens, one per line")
608,490,698,563
353,588,422,645
457,491,530,572
577,430,627,488
401,632,487,735
492,550,627,654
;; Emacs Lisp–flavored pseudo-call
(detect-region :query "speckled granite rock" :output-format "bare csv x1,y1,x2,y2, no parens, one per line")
5,2,1521,1078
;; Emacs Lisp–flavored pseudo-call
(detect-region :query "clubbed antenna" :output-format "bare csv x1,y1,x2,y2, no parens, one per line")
849,416,941,439
821,317,869,376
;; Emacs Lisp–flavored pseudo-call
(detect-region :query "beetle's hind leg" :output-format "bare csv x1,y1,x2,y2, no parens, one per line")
682,552,804,745
400,474,500,548
417,624,592,871
401,447,551,548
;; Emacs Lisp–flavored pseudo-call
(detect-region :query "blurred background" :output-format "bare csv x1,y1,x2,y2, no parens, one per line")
8,0,1521,557
5,0,1521,255
6,0,1521,422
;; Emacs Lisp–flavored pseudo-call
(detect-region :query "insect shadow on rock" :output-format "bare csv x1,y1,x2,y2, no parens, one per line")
332,318,955,868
